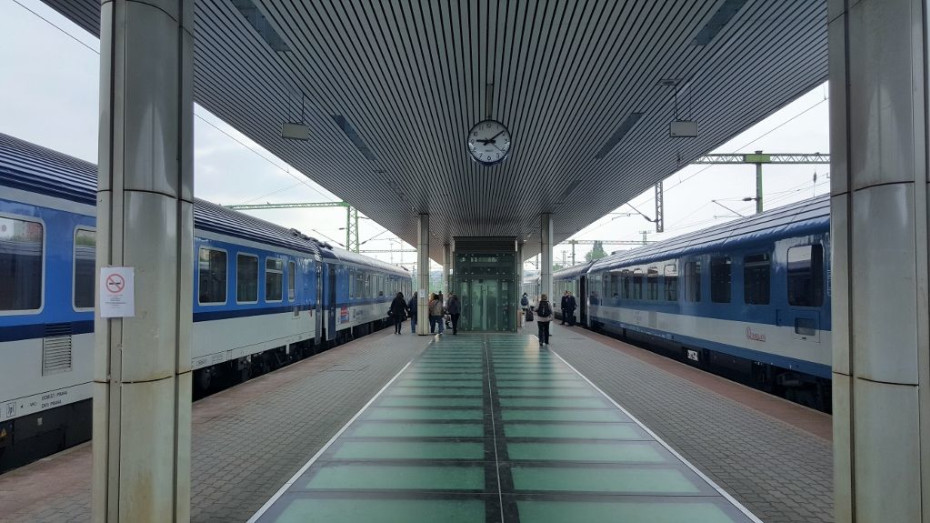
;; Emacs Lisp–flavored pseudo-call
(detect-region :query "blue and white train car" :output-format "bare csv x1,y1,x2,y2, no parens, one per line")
0,133,410,471
556,196,832,409
321,246,411,340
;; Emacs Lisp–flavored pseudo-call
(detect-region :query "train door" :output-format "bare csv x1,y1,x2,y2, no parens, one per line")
325,263,337,341
780,242,826,344
579,276,588,326
314,257,323,346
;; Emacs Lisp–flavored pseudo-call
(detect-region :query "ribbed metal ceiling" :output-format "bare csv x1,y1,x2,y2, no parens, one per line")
44,0,827,261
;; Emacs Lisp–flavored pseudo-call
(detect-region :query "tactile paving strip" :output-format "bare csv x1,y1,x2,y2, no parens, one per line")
251,335,759,523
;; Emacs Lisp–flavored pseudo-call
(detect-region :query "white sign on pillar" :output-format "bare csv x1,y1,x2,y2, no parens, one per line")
99,267,136,318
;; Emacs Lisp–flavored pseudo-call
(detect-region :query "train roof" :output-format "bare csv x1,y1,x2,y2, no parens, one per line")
590,195,830,273
0,132,401,274
321,246,410,277
553,261,594,280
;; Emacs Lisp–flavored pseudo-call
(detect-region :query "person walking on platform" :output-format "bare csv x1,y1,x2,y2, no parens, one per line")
521,293,529,311
560,291,570,325
428,293,444,334
389,292,407,334
536,294,553,346
407,292,418,333
437,291,445,334
447,293,461,335
564,291,577,326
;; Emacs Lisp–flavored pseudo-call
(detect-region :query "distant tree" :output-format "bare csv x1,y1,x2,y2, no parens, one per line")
552,263,564,272
585,241,607,262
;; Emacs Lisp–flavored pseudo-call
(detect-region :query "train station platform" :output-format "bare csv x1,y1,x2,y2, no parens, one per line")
0,325,832,523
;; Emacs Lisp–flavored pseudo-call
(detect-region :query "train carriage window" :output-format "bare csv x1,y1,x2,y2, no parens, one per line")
609,271,621,300
743,253,771,305
621,270,631,299
74,228,96,309
199,248,227,304
632,269,643,300
266,258,284,302
0,216,44,311
287,261,296,301
684,260,701,302
236,253,259,303
788,244,824,307
664,263,678,301
710,256,731,303
646,267,659,300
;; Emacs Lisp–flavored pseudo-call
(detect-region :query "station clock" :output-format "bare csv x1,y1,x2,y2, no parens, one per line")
467,119,512,165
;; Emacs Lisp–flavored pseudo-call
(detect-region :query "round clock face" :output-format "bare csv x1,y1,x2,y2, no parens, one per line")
467,119,512,165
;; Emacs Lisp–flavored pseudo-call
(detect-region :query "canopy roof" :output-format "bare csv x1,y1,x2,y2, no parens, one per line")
45,0,827,261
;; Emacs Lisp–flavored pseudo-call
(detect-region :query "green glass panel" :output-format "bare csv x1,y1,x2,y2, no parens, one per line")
304,464,485,491
515,500,740,523
365,408,484,421
496,388,595,398
275,498,486,523
504,423,647,440
379,396,483,408
350,422,485,438
499,397,607,409
333,441,484,460
502,409,627,422
496,380,587,388
511,466,700,493
389,387,482,396
507,441,669,463
397,380,483,387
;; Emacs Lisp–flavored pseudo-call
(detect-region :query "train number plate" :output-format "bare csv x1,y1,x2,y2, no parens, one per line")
686,349,699,362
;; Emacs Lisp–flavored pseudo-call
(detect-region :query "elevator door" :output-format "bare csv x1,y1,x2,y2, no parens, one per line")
460,278,513,331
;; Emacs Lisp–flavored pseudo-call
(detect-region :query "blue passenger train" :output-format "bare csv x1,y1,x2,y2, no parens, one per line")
0,133,410,472
549,196,832,411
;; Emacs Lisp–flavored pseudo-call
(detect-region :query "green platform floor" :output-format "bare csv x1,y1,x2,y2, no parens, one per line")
251,334,759,523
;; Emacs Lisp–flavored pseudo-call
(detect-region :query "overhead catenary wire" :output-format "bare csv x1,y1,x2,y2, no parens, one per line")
11,0,338,205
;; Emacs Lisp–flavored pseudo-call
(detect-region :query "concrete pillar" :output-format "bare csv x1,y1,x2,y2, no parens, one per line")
93,1,194,521
830,0,930,521
417,214,430,335
516,241,524,330
540,214,553,300
443,243,451,295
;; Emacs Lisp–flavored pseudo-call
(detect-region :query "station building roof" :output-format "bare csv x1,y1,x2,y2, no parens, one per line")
42,0,828,261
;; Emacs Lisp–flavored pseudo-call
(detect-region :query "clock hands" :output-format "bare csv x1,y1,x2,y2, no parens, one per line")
477,130,507,146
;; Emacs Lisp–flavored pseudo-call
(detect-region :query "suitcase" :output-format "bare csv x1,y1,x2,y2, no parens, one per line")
525,309,534,321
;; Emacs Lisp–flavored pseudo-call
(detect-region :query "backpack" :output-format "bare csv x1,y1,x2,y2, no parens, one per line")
537,301,552,318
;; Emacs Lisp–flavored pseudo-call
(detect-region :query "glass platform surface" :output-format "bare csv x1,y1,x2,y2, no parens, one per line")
250,335,759,523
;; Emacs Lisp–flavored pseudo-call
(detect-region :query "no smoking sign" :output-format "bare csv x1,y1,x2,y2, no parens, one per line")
100,267,135,318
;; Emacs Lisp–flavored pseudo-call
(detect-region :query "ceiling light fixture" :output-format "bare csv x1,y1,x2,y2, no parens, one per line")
594,113,644,160
333,115,377,162
692,0,747,46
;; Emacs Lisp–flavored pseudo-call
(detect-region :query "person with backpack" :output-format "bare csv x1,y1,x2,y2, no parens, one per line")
428,293,444,334
447,293,461,335
536,294,553,346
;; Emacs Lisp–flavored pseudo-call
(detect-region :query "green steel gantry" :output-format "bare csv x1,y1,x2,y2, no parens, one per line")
225,201,361,252
692,152,830,214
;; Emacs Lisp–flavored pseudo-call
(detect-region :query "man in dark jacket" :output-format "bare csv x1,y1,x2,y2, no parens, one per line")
447,293,461,334
407,292,418,333
389,292,407,334
565,291,577,326
560,291,571,325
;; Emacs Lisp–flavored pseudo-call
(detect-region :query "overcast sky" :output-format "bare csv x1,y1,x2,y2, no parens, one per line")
0,0,829,272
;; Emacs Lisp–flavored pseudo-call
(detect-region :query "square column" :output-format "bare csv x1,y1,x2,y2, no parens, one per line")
443,243,452,295
417,214,430,335
830,0,930,521
94,0,194,520
540,214,553,300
